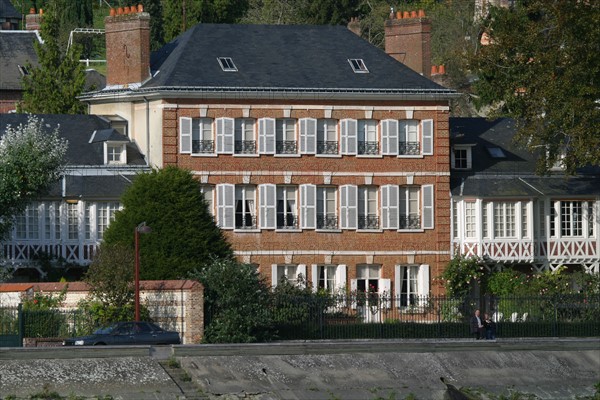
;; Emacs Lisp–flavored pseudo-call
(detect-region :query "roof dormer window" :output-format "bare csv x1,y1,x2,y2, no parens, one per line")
105,142,126,165
217,57,237,72
348,58,369,73
452,145,473,169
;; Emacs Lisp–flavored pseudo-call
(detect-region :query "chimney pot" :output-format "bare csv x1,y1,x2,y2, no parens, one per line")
29,7,35,14
418,9,426,17
438,64,446,75
125,6,131,14
39,9,43,15
431,65,438,75
117,7,123,15
396,11,402,19
410,11,418,18
138,4,144,13
403,11,410,18
109,8,116,16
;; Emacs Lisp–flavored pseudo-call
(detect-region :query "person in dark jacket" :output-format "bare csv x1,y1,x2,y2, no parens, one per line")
484,312,496,340
470,309,484,340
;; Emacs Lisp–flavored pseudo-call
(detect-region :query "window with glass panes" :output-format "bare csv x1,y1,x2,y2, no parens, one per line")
67,203,79,240
317,119,338,154
85,204,92,240
358,186,378,229
317,265,337,292
235,185,256,229
317,186,337,229
454,148,468,169
493,202,516,238
521,202,528,238
399,186,420,229
398,265,418,307
588,202,595,237
192,118,214,154
234,118,255,153
277,186,297,229
399,120,419,155
357,120,378,155
107,144,123,163
200,185,214,216
482,203,489,238
465,201,476,238
560,201,583,237
97,202,119,240
356,264,380,293
277,264,300,284
44,202,61,240
452,201,459,238
276,119,296,154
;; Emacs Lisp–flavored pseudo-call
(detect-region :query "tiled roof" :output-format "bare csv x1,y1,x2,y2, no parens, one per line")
0,31,39,90
0,0,21,19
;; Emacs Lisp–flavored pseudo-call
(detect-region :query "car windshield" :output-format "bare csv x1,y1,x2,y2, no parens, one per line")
93,324,118,334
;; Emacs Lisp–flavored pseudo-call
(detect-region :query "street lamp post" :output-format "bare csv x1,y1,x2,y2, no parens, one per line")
134,222,152,322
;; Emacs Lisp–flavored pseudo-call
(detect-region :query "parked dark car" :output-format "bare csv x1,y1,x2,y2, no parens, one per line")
62,322,181,346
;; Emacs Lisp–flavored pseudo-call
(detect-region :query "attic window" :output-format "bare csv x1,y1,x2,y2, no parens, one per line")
487,147,506,158
17,65,29,76
348,59,369,73
217,57,237,72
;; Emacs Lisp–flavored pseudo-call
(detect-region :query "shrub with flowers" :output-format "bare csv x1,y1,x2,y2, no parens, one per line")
21,286,67,338
440,255,485,297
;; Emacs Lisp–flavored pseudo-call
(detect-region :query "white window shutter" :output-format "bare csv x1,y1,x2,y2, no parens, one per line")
216,117,234,154
422,184,434,229
271,264,278,287
379,279,391,309
300,118,317,154
335,264,347,292
381,185,399,229
217,184,235,229
340,119,357,155
259,184,276,229
422,119,434,155
180,117,192,154
350,279,358,309
417,264,430,306
394,265,401,303
340,185,357,229
381,120,398,155
259,118,276,154
311,264,318,291
300,184,316,229
297,264,307,287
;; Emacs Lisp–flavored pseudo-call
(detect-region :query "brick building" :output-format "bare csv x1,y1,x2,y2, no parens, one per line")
78,7,457,318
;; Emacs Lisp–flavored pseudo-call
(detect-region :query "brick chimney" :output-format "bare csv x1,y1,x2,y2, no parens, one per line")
25,8,42,31
104,5,150,86
384,9,431,78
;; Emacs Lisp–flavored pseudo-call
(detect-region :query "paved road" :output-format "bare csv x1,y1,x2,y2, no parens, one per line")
1,338,599,399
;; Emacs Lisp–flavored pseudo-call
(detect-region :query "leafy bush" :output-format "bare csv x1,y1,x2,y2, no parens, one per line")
21,286,67,338
439,255,485,297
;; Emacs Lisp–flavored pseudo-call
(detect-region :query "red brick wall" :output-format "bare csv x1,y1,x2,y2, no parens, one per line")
163,98,450,296
384,17,432,78
0,91,21,113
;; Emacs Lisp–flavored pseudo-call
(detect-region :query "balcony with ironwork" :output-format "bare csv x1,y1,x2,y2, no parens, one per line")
317,141,338,155
276,140,297,155
317,214,338,230
277,214,299,230
358,141,379,155
235,214,257,230
358,215,379,230
192,140,214,154
234,140,256,154
399,215,420,229
398,142,420,155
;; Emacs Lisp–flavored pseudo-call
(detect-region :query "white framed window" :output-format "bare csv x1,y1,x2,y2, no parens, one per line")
317,186,338,230
348,58,369,73
452,200,459,239
191,118,214,154
235,118,256,154
276,119,297,154
351,264,391,312
357,119,378,155
97,202,120,240
354,264,382,293
235,185,257,229
494,202,516,238
311,264,347,293
105,142,126,164
552,200,594,238
317,119,338,155
465,201,476,238
399,186,420,230
483,202,489,238
217,57,237,71
15,202,40,240
299,118,317,154
85,203,92,240
521,202,529,238
276,186,298,229
358,186,378,229
395,264,429,308
200,185,214,216
67,202,79,240
272,264,306,286
452,146,472,169
587,202,596,237
44,201,61,240
398,120,419,155
340,185,357,229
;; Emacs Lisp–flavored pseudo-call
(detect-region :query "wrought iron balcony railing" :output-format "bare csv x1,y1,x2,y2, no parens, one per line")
235,215,257,229
358,141,379,155
399,215,421,229
277,214,299,229
234,140,256,154
276,140,297,154
358,215,379,230
317,214,338,230
192,140,214,154
398,141,420,155
317,141,338,155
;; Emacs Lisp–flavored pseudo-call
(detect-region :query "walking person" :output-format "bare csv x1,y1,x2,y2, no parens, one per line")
470,309,484,340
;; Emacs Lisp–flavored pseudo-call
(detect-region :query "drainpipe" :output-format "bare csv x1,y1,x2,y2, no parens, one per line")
143,97,150,166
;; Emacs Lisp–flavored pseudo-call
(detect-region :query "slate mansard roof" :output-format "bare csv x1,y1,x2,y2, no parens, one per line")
86,23,456,100
450,118,600,198
0,0,21,20
0,31,39,90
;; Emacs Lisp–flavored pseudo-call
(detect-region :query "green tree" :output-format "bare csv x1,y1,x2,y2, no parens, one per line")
103,166,233,280
0,116,68,239
191,258,275,343
469,0,600,174
17,2,87,114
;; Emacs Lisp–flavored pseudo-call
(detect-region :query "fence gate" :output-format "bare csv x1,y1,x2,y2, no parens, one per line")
0,304,23,347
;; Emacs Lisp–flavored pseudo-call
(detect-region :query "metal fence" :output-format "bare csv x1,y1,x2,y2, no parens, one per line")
269,294,600,340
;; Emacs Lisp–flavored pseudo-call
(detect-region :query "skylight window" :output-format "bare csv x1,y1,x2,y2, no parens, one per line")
17,65,29,76
487,147,506,158
348,58,369,73
217,57,237,72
